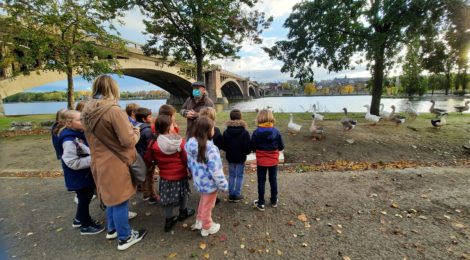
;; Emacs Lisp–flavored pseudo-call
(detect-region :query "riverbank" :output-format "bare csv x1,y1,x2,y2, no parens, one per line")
1,111,469,172
1,167,469,259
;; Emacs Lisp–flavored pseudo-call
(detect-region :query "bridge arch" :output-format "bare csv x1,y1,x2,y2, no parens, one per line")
220,79,243,100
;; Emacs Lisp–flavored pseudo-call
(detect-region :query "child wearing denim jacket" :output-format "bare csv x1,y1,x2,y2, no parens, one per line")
58,110,104,234
251,109,284,211
185,116,228,237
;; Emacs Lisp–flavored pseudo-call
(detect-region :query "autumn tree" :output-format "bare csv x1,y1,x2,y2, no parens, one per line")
265,0,445,115
109,0,272,82
304,82,317,95
1,0,125,109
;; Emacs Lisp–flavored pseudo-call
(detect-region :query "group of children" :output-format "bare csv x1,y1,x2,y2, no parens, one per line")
52,100,284,241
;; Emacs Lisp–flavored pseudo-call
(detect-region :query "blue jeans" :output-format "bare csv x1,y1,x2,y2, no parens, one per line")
106,200,131,241
257,165,278,205
228,163,245,197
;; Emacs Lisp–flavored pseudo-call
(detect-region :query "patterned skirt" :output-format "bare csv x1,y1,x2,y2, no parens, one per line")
159,178,190,207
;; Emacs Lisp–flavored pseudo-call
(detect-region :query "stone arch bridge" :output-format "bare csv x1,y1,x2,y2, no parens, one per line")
0,41,261,116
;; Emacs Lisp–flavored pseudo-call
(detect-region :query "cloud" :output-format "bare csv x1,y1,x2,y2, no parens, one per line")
255,0,302,18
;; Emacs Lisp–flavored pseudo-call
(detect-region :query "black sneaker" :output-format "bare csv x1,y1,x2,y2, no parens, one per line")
72,218,101,228
229,195,244,202
80,223,105,235
72,218,81,228
106,229,117,240
118,229,147,251
164,216,178,232
178,208,195,221
253,200,265,211
271,199,279,208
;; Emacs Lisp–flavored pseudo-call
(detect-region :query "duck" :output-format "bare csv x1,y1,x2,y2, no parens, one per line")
363,105,381,126
454,101,470,114
431,114,447,128
311,104,324,121
379,103,391,120
288,113,302,134
389,105,406,126
341,108,357,131
405,101,419,120
429,100,447,117
309,114,325,141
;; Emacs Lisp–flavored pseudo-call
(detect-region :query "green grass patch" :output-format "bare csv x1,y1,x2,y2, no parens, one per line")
0,114,55,131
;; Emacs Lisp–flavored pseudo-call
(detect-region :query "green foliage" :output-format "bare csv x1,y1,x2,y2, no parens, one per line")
265,0,445,115
1,0,126,108
3,90,169,102
401,40,426,97
116,0,272,81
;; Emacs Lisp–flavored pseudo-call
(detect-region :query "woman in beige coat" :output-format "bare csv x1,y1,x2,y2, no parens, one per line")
81,75,146,251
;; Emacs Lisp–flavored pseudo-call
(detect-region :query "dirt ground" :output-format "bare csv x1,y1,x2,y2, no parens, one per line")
0,167,469,259
1,112,469,172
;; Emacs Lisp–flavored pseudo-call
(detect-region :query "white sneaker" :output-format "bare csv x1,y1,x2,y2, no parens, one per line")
73,195,79,204
128,211,137,220
191,220,202,231
201,223,220,237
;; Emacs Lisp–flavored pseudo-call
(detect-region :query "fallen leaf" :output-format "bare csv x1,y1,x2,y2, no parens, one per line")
199,242,207,250
266,249,269,253
240,244,245,249
277,249,283,256
420,194,428,199
168,252,177,258
298,214,308,222
302,243,308,247
444,215,451,220
453,223,464,228
182,223,188,228
219,235,227,242
418,215,428,220
304,223,311,228
287,220,294,226
337,224,342,229
56,228,63,232
391,203,399,208
190,252,197,258
455,209,461,213
55,215,61,218
381,211,388,215
203,253,209,259
343,257,351,260
315,218,320,222
26,232,34,236
293,234,298,238
395,214,403,218
223,250,228,255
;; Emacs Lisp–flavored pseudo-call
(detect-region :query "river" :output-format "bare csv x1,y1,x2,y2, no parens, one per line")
3,95,469,115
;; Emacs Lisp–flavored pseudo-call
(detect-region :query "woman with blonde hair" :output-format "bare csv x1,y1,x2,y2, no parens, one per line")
81,75,146,251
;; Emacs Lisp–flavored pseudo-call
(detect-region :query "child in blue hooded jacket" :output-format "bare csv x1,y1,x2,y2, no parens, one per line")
58,110,104,235
185,116,228,237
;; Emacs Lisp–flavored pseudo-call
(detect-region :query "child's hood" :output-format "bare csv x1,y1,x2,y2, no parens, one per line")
157,134,182,155
58,128,86,144
256,127,276,140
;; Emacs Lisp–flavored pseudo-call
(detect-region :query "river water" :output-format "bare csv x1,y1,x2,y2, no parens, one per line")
3,95,469,115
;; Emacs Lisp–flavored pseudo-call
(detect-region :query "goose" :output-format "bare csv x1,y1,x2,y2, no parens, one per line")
379,103,391,120
363,105,381,126
310,114,325,140
454,101,470,114
341,108,357,131
288,113,302,134
405,101,419,120
431,114,447,128
311,104,324,121
389,105,406,126
429,100,447,117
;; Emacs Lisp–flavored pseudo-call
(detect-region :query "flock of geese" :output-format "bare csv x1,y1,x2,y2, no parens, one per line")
286,100,470,141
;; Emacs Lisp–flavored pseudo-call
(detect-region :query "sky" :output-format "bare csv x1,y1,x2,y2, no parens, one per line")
31,1,372,92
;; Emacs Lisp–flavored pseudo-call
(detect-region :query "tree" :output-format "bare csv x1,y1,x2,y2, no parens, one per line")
111,0,272,82
265,0,444,115
401,40,425,97
304,82,317,95
1,0,125,109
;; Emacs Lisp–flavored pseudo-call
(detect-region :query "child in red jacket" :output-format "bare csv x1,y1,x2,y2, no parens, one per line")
144,115,194,232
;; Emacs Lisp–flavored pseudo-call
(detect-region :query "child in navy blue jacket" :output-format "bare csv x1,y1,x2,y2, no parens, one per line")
250,109,284,211
59,110,104,235
222,109,251,202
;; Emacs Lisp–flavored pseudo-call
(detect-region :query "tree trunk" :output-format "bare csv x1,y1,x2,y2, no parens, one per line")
370,46,385,116
445,72,451,95
67,67,74,110
195,47,203,82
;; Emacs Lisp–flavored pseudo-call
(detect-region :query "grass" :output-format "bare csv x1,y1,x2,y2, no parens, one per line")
0,114,55,131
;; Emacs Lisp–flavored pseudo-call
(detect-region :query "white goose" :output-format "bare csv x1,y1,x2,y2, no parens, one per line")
311,104,324,121
288,113,302,134
363,105,381,126
309,114,325,141
379,103,391,120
